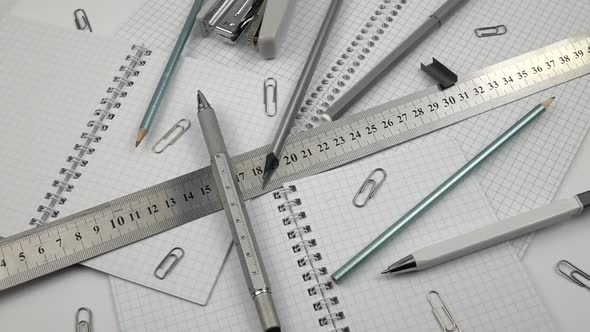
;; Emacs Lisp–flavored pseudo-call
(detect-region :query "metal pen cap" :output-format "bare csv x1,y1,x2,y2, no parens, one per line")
254,291,281,332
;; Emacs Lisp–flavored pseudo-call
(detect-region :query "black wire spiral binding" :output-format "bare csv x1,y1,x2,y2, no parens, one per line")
293,0,409,133
30,44,151,227
274,186,349,332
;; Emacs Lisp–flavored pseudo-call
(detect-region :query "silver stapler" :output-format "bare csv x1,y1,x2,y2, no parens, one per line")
197,0,294,59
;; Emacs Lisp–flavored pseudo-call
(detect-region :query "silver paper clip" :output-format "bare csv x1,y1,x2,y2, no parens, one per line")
154,247,185,280
152,119,191,154
353,168,387,207
263,77,278,117
556,259,590,290
75,307,93,332
474,25,507,38
74,9,93,32
427,291,461,332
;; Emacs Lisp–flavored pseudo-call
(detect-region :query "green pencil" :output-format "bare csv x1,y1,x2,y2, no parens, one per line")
331,97,555,283
136,0,205,147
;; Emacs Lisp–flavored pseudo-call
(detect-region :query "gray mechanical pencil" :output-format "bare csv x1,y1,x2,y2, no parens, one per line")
197,90,281,332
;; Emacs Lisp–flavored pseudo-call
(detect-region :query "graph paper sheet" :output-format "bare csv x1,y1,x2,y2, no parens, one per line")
117,0,590,257
111,134,554,331
288,0,590,256
69,52,294,304
0,17,296,304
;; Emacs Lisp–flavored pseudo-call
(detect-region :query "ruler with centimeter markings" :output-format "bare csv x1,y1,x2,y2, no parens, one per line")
1,34,590,291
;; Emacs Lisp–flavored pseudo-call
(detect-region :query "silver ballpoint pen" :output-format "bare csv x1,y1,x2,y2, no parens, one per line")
321,0,468,122
262,0,342,188
197,91,281,332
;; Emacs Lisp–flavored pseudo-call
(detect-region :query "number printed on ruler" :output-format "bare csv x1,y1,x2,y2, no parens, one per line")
232,35,590,192
1,34,590,290
0,173,216,282
216,153,265,287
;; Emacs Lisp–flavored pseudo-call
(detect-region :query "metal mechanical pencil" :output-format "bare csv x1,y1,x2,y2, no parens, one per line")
197,90,281,332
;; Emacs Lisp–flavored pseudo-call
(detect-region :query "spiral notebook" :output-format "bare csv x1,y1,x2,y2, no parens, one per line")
0,16,296,304
117,0,590,259
111,134,554,331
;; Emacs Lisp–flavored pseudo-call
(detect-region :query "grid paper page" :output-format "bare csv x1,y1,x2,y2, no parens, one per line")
66,53,295,304
0,16,228,304
0,16,134,237
292,0,590,256
118,0,590,257
110,134,553,331
0,17,293,304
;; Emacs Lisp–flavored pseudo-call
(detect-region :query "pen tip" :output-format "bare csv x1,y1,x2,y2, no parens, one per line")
135,128,148,147
197,90,210,111
380,269,391,274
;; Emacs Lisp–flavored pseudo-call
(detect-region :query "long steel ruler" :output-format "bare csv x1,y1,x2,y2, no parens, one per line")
1,34,590,291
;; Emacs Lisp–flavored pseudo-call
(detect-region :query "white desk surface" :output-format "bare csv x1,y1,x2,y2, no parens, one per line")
1,0,589,331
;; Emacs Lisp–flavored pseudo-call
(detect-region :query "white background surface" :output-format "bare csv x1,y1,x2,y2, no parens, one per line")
0,0,589,331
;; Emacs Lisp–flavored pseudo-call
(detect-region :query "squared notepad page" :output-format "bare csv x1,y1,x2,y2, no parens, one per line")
0,16,294,304
0,16,131,237
76,51,295,304
110,134,553,331
0,16,226,304
289,0,590,256
48,50,294,303
117,0,590,258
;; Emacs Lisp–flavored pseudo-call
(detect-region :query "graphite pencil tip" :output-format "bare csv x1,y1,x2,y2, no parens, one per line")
135,128,148,148
261,153,279,189
542,96,556,109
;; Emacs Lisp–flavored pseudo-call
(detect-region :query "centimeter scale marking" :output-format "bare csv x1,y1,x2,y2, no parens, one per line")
215,153,265,284
1,34,590,290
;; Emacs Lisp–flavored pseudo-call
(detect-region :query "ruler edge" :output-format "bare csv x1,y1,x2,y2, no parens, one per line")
1,33,589,289
3,32,588,248
245,33,590,191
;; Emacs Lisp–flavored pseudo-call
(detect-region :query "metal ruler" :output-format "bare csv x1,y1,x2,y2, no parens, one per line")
2,34,590,291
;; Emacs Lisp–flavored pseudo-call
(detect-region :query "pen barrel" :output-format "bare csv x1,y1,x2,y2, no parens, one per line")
198,106,228,155
198,105,280,331
199,108,271,289
322,0,468,122
416,197,583,270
